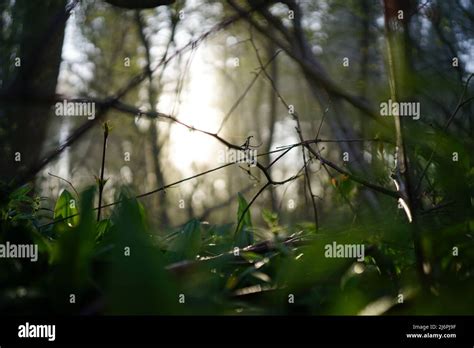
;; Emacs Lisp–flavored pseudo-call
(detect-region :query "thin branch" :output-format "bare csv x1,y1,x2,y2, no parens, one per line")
92,96,397,196
12,6,263,187
305,145,399,199
199,184,254,220
38,141,302,228
47,172,79,197
216,49,282,134
249,36,319,229
443,74,474,129
165,233,312,274
226,0,385,124
39,161,234,228
415,73,474,194
97,123,109,221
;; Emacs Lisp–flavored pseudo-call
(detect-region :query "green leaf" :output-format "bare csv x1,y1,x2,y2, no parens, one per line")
240,251,263,263
168,219,202,262
51,187,96,298
262,209,277,225
9,183,33,199
106,192,179,314
235,193,253,247
96,219,112,240
53,189,79,228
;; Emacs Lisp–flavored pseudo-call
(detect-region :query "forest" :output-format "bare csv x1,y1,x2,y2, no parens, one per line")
0,0,473,319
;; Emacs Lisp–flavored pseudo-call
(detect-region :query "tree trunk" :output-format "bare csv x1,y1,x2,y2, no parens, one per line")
0,0,67,184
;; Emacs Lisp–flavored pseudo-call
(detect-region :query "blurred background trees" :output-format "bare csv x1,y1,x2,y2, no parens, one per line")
0,0,473,315
2,0,472,230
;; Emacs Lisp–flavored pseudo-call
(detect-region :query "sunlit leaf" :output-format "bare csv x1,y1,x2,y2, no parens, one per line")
53,189,79,228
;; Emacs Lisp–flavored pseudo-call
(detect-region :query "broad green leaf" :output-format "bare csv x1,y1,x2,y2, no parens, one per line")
105,192,179,314
53,189,79,228
50,187,96,300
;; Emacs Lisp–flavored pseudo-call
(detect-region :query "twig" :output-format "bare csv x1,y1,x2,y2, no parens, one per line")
415,73,474,194
39,134,395,229
249,37,319,229
165,234,312,273
47,172,79,198
305,145,399,198
226,0,384,123
199,184,254,220
97,122,109,221
216,49,282,134
12,7,263,188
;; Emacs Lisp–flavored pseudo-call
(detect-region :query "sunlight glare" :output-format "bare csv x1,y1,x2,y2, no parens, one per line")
162,47,222,176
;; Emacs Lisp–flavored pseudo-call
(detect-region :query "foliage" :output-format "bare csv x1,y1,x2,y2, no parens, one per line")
1,177,473,315
1,0,474,317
